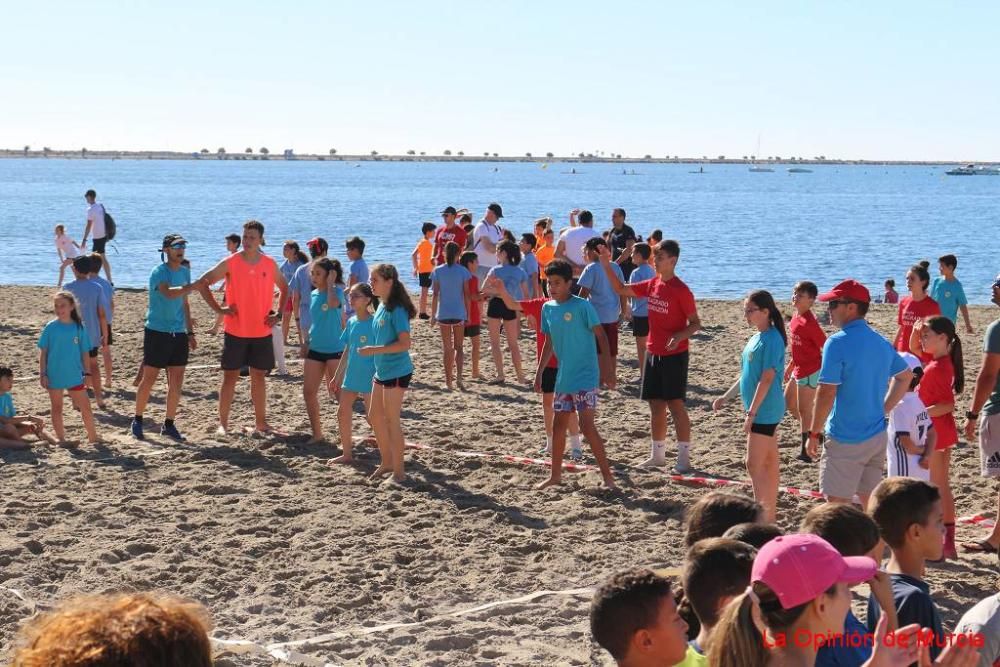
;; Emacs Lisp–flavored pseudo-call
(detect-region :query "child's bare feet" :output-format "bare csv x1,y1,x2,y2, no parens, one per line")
368,465,391,480
328,453,354,465
535,476,561,490
306,435,326,444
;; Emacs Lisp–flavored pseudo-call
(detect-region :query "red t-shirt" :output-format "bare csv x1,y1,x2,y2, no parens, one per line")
789,310,826,378
917,355,958,449
465,275,481,326
520,297,558,368
433,225,468,265
630,276,697,356
895,296,940,351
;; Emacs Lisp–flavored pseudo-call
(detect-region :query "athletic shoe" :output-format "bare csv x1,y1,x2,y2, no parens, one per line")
129,418,144,440
569,447,584,461
160,423,186,442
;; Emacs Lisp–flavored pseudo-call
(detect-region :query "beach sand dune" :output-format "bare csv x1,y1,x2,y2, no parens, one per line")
0,286,996,665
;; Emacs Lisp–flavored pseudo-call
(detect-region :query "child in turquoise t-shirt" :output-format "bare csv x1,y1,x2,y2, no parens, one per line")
330,283,378,465
37,292,99,446
0,367,56,447
712,291,787,523
930,254,973,334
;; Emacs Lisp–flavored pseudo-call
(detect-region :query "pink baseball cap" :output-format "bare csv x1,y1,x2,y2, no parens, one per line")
752,534,877,609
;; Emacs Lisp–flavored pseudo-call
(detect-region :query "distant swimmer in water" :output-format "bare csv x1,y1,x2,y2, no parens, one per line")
571,168,576,174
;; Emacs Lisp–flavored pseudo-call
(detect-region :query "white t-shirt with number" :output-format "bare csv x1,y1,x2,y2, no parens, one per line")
887,392,932,481
87,202,106,238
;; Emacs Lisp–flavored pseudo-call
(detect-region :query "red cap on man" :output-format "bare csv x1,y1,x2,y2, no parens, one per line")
818,279,871,304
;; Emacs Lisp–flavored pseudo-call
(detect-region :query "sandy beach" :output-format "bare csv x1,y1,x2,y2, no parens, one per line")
0,285,997,665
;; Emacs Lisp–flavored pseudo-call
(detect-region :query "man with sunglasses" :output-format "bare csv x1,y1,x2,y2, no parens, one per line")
432,206,467,266
807,279,913,508
961,273,1000,557
131,234,197,441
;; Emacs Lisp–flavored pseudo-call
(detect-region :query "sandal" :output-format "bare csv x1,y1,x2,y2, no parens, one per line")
962,539,998,554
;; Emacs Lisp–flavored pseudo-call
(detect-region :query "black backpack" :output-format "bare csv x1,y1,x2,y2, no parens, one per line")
104,210,117,241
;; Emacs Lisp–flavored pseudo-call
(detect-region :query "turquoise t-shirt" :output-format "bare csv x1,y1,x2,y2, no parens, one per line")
372,303,413,381
740,326,787,425
540,296,602,393
340,316,377,393
0,393,14,419
308,287,346,354
431,263,472,321
930,277,967,324
146,263,191,334
578,260,625,324
37,319,88,390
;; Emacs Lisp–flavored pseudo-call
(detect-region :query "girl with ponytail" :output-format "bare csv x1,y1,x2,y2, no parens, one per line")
910,315,965,559
894,263,940,351
712,291,786,522
707,534,925,667
359,264,415,483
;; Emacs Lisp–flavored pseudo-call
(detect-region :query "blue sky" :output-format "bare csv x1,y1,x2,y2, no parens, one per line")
4,1,999,160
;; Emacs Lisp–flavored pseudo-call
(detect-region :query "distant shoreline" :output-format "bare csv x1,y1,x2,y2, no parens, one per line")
1,149,995,167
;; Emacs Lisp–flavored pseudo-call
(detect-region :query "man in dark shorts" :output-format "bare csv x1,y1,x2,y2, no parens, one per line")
194,220,289,437
131,234,197,441
82,189,112,283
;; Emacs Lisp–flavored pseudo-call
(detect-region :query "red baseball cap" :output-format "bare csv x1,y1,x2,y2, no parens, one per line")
818,279,871,304
752,534,877,609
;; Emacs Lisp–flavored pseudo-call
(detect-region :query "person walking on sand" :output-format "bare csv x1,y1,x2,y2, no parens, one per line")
131,234,197,442
471,202,504,282
193,220,289,437
807,280,913,508
81,189,112,283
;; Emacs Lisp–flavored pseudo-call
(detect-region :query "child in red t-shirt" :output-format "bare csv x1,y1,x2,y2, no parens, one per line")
598,240,702,473
491,279,585,458
910,316,965,559
894,264,940,351
783,281,827,463
460,252,483,380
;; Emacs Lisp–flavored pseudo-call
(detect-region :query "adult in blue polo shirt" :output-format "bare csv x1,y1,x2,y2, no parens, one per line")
807,280,912,507
131,234,197,442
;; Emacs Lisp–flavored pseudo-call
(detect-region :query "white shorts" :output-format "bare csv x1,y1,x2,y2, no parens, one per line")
980,413,1000,478
886,441,930,482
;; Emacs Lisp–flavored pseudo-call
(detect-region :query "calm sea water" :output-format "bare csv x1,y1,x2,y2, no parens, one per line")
1,158,997,302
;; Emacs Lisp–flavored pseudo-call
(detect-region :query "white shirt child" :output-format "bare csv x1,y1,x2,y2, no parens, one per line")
887,391,933,481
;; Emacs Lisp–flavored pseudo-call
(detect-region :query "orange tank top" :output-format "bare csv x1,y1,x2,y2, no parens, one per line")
223,252,278,339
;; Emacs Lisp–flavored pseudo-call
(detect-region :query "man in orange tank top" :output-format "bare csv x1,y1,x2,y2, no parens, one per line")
194,220,289,437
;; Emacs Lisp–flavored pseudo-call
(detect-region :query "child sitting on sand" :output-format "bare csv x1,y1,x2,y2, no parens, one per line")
590,568,689,667
530,259,616,490
37,291,99,446
330,283,377,465
360,264,415,484
0,367,56,448
54,224,83,287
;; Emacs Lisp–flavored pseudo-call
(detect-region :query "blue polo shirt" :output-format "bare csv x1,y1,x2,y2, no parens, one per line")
929,277,967,324
740,326,786,425
64,279,107,350
819,319,908,443
578,261,625,324
290,263,315,330
540,296,602,393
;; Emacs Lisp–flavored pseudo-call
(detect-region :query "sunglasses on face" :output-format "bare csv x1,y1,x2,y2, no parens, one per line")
169,242,187,250
827,300,847,309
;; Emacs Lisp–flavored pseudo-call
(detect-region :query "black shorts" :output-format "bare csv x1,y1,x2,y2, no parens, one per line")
438,318,463,325
374,373,412,389
750,422,779,437
464,325,481,338
541,366,558,394
143,328,190,368
487,297,517,321
640,351,689,402
632,316,650,338
307,349,343,363
88,347,99,359
92,237,108,254
221,333,275,371
418,272,432,288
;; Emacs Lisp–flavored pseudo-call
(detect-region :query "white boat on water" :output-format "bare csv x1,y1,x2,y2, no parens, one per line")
945,164,1000,175
788,167,813,173
749,135,774,172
